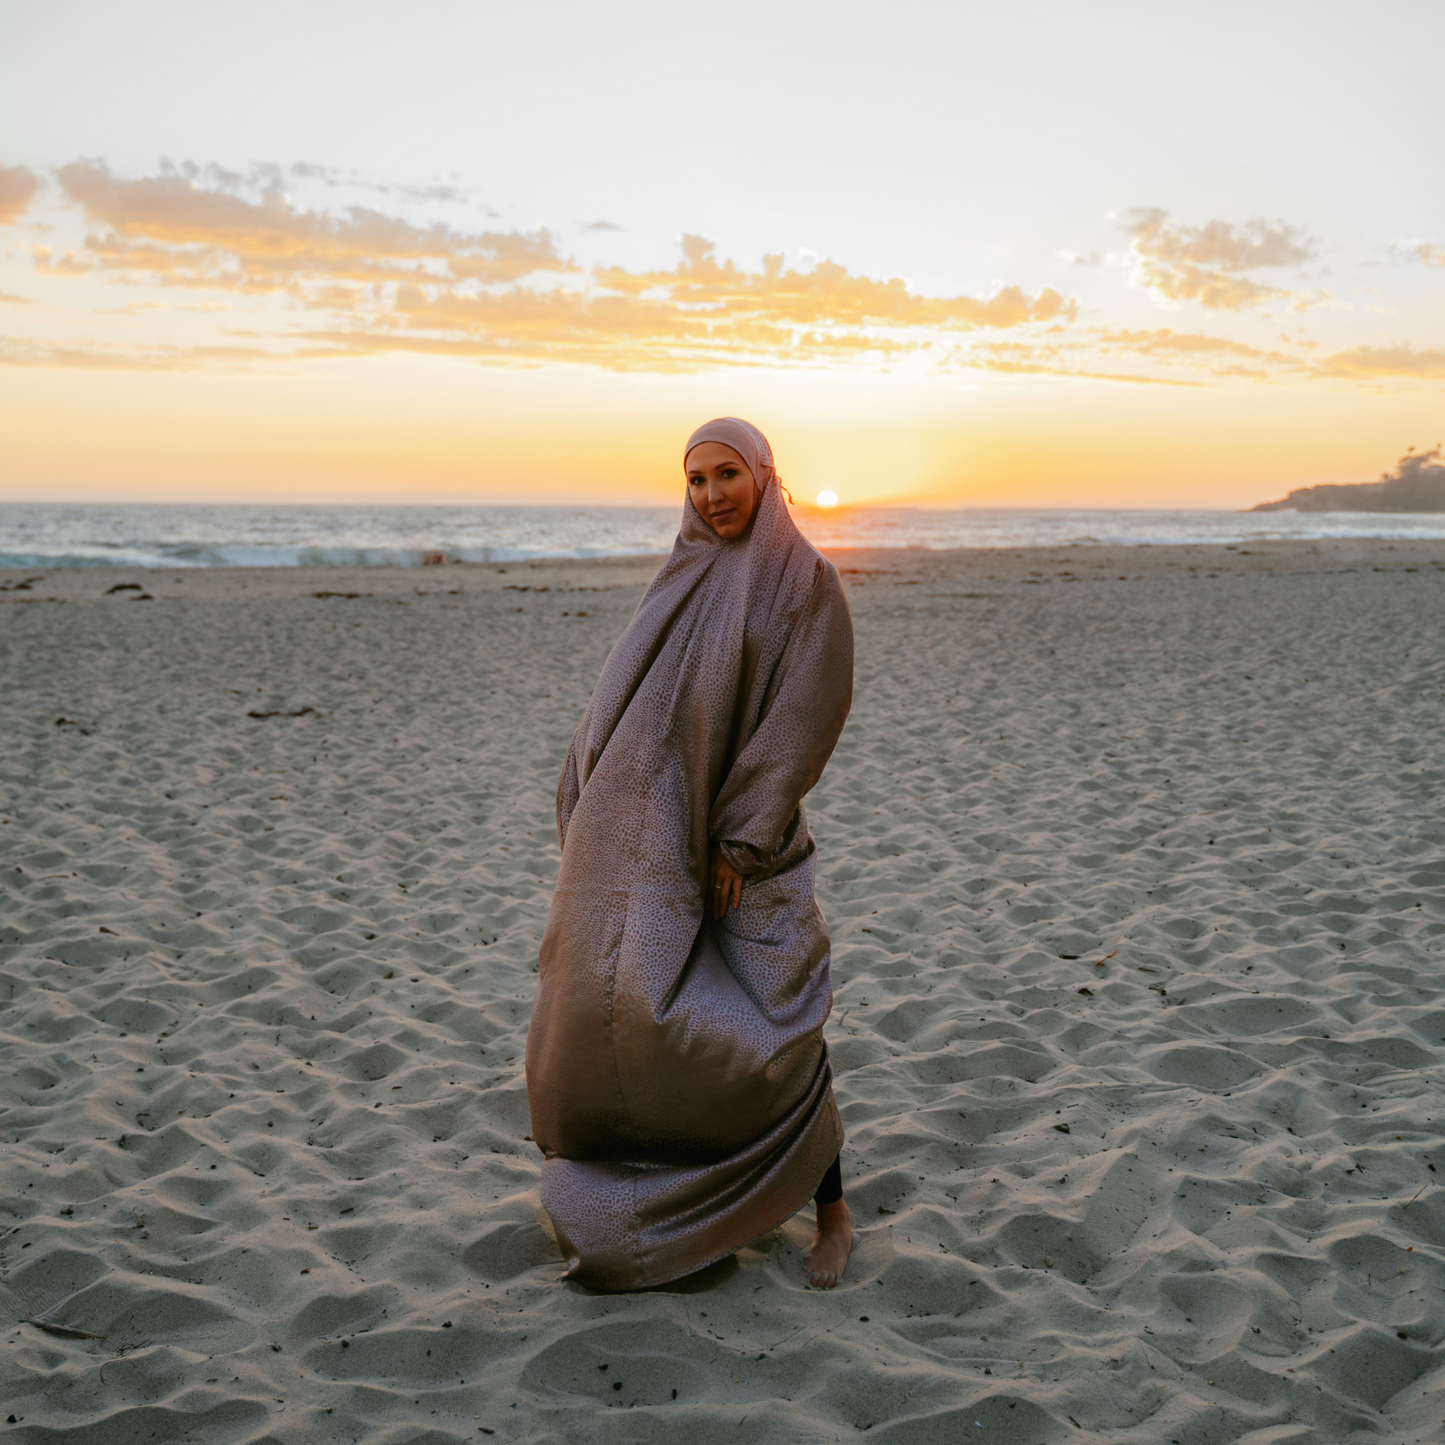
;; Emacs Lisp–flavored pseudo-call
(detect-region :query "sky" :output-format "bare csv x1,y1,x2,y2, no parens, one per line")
2,0,1444,508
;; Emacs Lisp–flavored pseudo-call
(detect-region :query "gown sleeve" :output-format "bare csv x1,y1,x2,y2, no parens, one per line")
707,558,853,876
555,720,584,849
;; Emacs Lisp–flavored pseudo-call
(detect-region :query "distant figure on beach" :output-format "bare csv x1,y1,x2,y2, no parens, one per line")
525,417,855,1290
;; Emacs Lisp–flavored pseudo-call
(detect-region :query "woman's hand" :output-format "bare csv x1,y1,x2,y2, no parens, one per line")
709,850,744,918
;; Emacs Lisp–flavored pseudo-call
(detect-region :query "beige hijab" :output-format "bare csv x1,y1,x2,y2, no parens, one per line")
683,415,781,494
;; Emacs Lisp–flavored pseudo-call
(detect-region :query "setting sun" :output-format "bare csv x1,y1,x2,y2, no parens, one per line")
816,491,839,508
2,4,1442,510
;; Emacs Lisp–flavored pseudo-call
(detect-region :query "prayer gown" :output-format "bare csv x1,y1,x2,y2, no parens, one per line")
525,471,853,1290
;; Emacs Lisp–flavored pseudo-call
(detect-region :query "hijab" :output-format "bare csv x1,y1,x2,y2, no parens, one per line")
683,416,780,495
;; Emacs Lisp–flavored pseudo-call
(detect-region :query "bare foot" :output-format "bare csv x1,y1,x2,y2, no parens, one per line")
804,1197,852,1289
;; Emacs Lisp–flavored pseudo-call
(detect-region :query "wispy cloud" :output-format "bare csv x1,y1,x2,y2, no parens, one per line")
302,236,1076,372
1317,344,1445,380
597,236,1076,330
28,164,1078,373
0,335,275,370
1099,327,1301,372
960,325,1308,388
7,159,1441,392
1123,208,1318,311
0,164,40,225
1401,240,1445,267
51,161,566,290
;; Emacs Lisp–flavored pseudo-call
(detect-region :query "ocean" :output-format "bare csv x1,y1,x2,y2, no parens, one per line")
4,501,1445,569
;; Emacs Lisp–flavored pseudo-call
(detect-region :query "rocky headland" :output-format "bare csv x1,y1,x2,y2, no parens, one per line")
1252,445,1445,512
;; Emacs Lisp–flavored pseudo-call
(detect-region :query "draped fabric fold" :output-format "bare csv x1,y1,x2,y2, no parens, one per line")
526,423,853,1289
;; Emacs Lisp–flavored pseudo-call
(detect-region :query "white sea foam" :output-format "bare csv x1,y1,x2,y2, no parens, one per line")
4,500,1445,568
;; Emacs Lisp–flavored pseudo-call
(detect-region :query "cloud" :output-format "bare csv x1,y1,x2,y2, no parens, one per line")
0,164,40,224
1123,208,1317,310
962,337,1205,386
1105,327,1260,356
930,322,1333,388
296,250,1073,373
593,236,1076,329
1403,241,1445,267
1317,344,1445,380
0,336,276,371
53,160,567,290
10,153,1442,395
287,161,474,205
1127,209,1313,270
353,236,1077,371
41,159,1431,391
1098,327,1300,371
35,164,1078,373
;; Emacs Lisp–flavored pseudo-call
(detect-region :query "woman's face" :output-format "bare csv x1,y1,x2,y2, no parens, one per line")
686,442,760,539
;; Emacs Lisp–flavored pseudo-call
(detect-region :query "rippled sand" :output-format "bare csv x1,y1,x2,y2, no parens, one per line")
4,538,1445,1444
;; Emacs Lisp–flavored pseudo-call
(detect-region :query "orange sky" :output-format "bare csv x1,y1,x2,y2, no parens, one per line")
2,4,1443,509
2,356,1438,510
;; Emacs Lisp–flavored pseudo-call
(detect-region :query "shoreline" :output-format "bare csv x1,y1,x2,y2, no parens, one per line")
5,534,1445,604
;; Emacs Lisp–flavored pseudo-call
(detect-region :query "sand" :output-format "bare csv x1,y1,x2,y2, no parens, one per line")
3,537,1445,1444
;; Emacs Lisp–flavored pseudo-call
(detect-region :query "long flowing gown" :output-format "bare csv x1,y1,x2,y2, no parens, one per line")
524,476,854,1289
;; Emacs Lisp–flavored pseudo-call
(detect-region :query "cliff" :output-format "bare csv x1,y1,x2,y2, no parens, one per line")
1251,447,1445,512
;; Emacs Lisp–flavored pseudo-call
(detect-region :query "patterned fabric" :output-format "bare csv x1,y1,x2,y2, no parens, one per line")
525,424,854,1289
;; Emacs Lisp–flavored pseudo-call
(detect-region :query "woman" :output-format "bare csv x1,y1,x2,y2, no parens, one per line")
525,417,854,1290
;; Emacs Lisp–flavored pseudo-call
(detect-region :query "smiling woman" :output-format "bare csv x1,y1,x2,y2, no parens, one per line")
526,415,856,1291
684,440,760,538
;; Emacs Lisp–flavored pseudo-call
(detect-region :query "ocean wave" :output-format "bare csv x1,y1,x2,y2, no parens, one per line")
0,543,674,569
5,502,1445,567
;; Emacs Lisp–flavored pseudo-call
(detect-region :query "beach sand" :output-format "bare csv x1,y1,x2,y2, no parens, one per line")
4,537,1445,1444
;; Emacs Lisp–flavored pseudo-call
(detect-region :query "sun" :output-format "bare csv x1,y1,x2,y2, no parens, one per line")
815,490,839,508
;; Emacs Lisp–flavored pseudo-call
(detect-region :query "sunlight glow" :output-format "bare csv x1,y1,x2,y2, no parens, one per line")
816,490,839,508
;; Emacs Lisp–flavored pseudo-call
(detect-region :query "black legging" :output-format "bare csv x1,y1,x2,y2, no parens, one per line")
813,1152,843,1205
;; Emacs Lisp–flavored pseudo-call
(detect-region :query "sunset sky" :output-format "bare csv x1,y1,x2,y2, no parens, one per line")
3,0,1443,508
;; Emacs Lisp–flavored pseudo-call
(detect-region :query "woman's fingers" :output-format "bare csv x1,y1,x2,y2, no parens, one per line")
708,857,743,917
